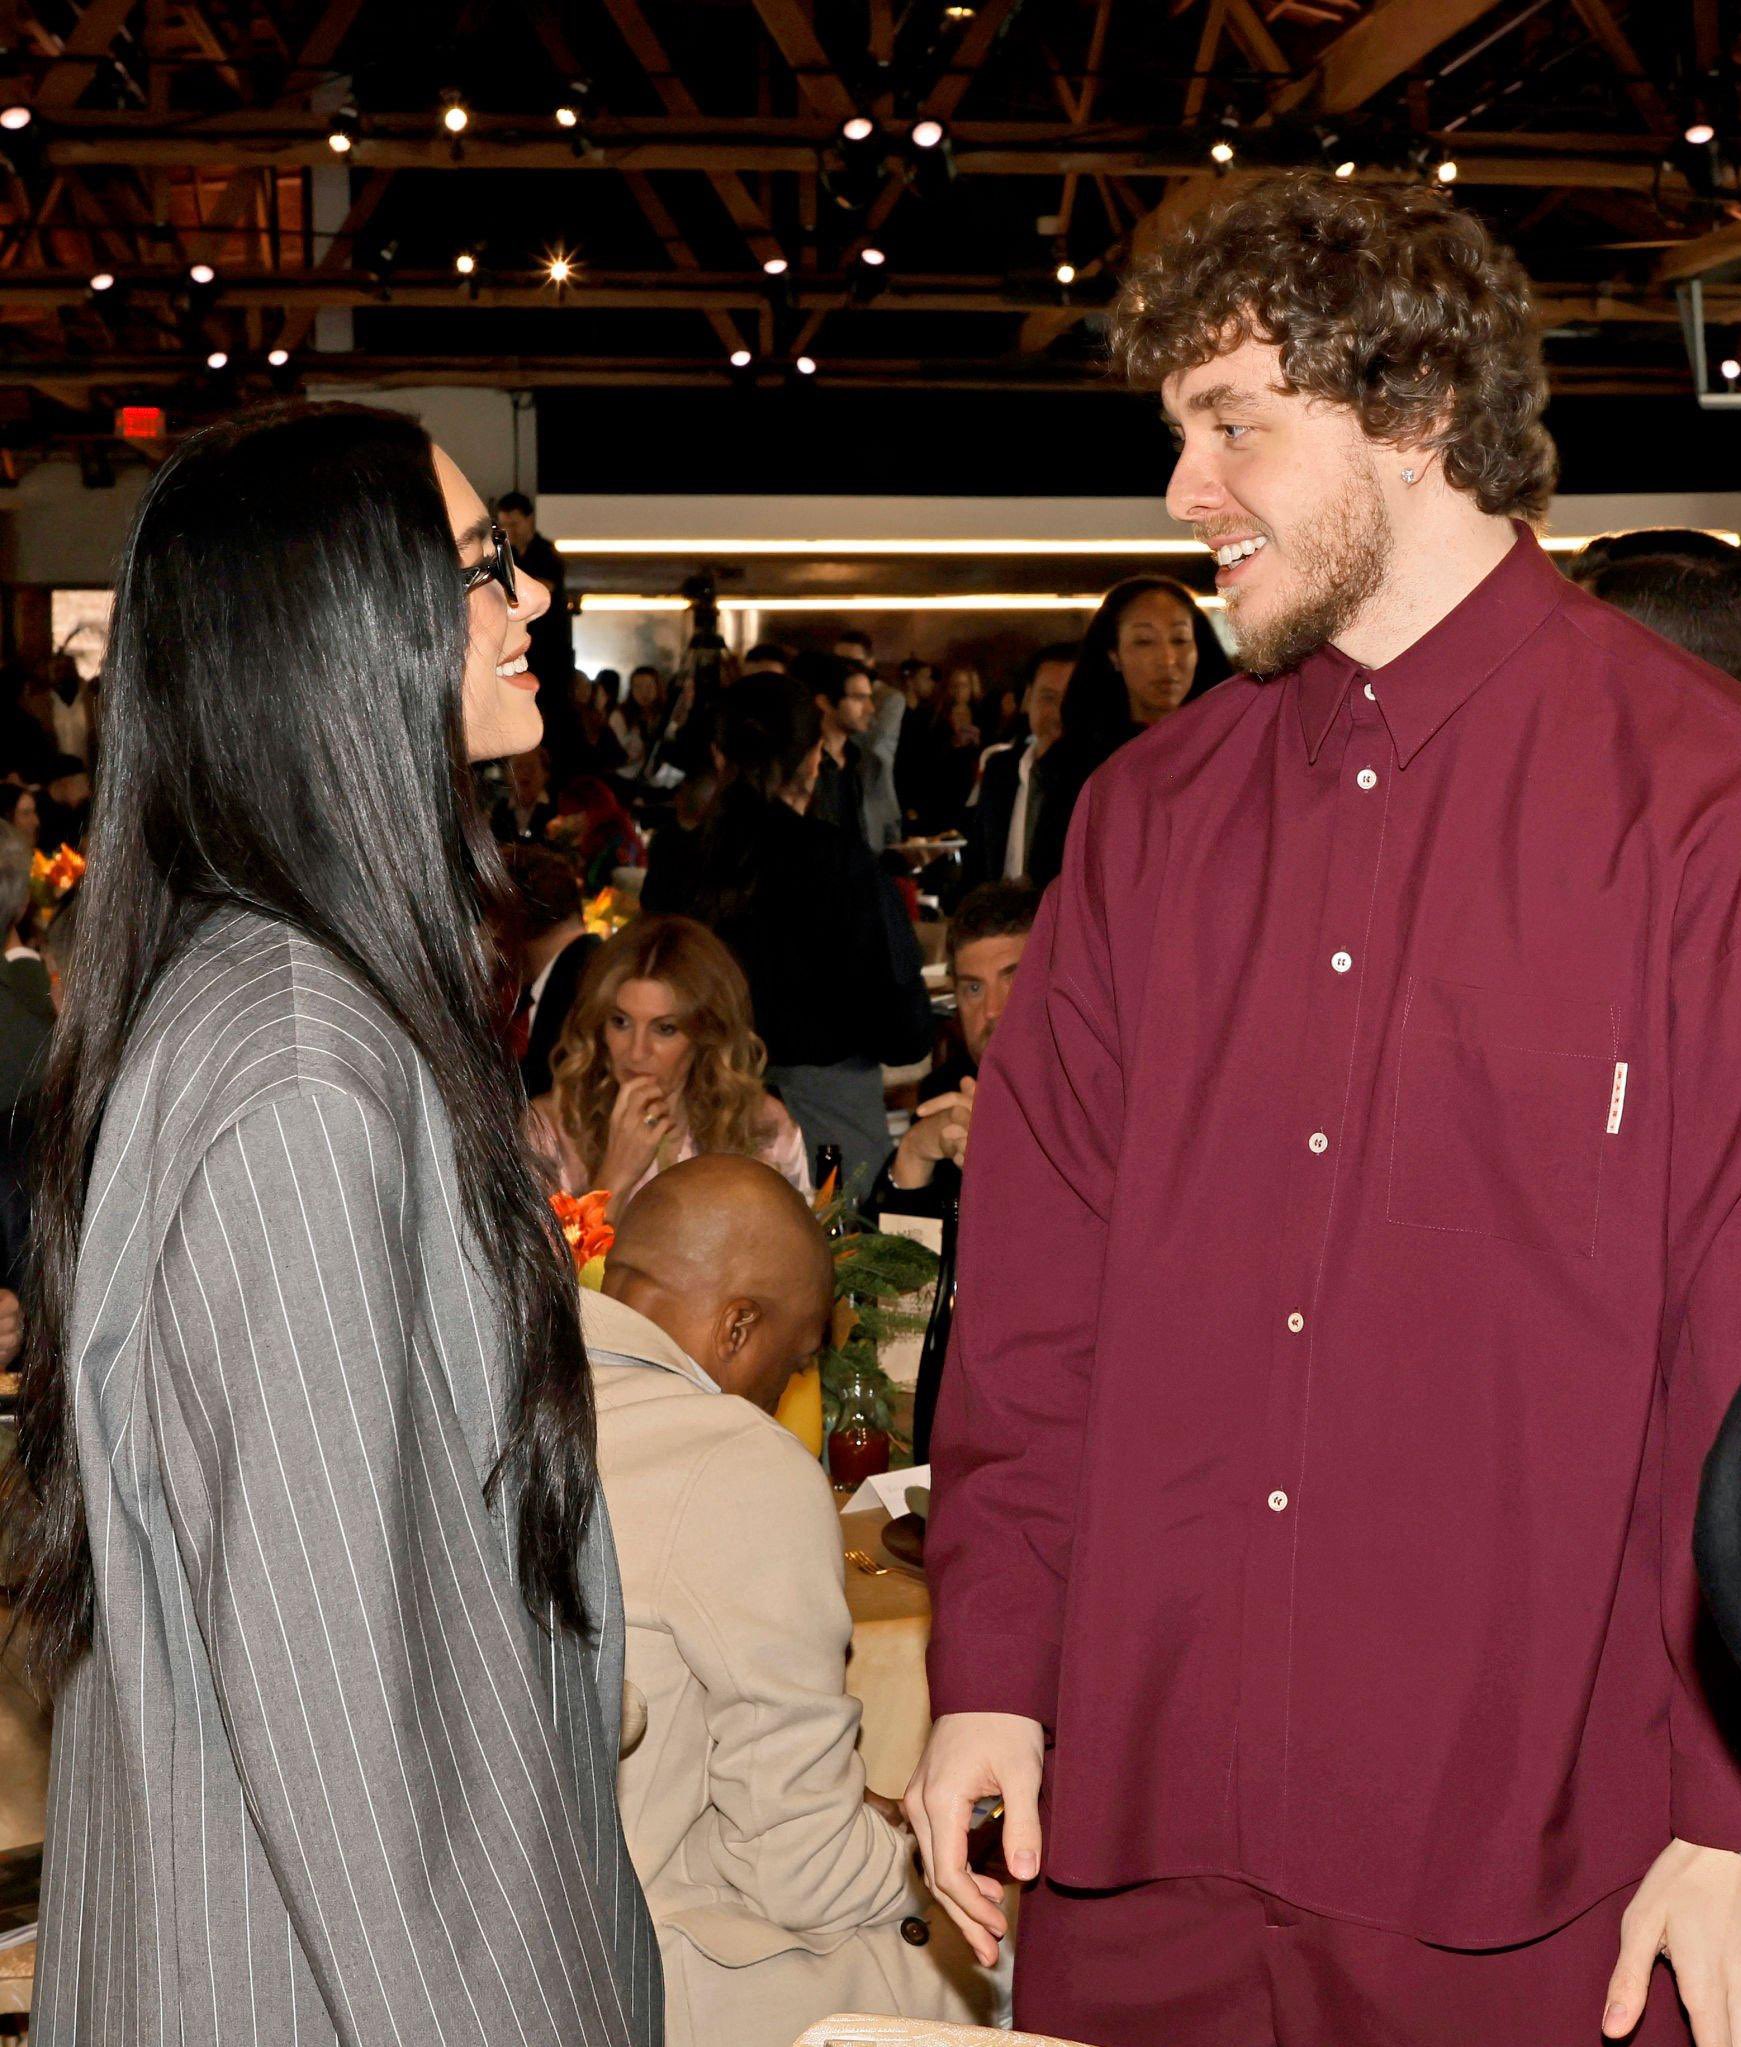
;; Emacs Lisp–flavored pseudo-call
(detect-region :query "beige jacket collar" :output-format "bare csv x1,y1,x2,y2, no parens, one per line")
581,1286,719,1394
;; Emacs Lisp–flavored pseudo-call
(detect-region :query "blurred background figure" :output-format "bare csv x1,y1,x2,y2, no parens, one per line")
1566,528,1741,684
497,489,576,772
1027,574,1232,888
644,673,929,1194
500,842,598,1099
968,643,1078,886
528,911,811,1208
875,881,1039,1219
490,745,556,843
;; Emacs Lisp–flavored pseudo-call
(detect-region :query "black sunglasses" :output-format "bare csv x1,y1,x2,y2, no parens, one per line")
462,524,518,604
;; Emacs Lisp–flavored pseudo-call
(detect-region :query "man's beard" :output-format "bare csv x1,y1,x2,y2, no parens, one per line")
1226,461,1394,679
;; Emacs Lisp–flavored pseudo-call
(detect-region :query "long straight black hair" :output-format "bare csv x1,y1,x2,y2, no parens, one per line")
1060,573,1232,762
6,402,598,1687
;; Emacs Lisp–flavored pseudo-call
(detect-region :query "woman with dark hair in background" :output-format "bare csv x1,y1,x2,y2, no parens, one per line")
0,781,41,851
1026,573,1231,888
645,672,930,1195
3,403,660,2046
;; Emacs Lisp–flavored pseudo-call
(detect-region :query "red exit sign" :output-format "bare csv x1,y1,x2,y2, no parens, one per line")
115,406,166,440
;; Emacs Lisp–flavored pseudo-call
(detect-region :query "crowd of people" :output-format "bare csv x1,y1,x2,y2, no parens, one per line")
16,166,1741,2047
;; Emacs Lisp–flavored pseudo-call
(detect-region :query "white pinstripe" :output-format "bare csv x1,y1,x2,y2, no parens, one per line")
36,910,658,2046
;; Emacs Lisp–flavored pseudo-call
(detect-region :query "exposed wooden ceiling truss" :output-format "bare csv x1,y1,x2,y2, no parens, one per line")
0,0,1735,461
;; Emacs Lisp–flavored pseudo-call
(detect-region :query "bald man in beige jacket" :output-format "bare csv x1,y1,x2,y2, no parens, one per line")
587,1159,996,2047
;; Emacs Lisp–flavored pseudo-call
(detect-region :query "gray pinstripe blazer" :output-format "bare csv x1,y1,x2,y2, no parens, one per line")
34,906,662,2045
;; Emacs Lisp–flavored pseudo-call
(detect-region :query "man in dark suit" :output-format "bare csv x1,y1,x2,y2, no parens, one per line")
491,746,557,844
967,642,1076,886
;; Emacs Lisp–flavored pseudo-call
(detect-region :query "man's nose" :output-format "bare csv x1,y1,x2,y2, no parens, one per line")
1165,442,1222,525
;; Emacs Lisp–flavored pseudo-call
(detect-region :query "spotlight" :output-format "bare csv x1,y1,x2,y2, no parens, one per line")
1436,158,1458,184
188,262,216,287
455,249,477,276
795,354,817,376
1209,138,1235,166
944,3,976,17
1055,260,1076,286
0,108,30,133
327,105,359,154
89,271,115,294
1334,159,1356,179
1687,119,1717,146
546,252,573,285
826,116,885,210
860,245,887,267
1723,357,1740,381
910,118,946,150
268,347,290,367
763,255,790,276
729,347,753,368
442,94,469,135
206,350,229,370
555,80,597,155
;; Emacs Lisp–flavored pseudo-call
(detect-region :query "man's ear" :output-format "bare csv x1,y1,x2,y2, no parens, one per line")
716,1297,763,1361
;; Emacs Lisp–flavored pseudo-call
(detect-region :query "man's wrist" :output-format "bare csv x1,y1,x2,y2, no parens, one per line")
889,1125,937,1190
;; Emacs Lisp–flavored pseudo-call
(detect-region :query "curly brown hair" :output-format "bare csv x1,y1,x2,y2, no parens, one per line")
1112,173,1556,520
549,913,771,1177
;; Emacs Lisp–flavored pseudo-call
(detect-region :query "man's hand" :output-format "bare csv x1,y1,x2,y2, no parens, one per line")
1605,1837,1741,2044
903,1710,1043,1966
889,1079,976,1191
0,1288,20,1370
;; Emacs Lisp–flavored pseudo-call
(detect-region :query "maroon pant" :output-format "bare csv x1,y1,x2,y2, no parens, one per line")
1014,1873,1688,2047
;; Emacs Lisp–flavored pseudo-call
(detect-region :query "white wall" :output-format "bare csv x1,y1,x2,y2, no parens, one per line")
0,462,151,586
307,384,535,508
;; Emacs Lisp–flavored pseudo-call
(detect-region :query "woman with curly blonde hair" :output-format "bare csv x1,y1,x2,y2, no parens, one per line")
527,912,811,1208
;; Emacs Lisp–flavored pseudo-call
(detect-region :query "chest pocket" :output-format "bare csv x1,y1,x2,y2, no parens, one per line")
1386,975,1618,1260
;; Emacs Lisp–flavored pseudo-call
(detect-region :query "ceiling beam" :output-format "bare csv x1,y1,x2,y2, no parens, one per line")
526,1,749,360
745,0,857,124
1565,0,1670,132
592,0,784,269
36,0,144,110
270,166,389,351
0,267,1713,322
0,353,1693,399
1654,219,1741,285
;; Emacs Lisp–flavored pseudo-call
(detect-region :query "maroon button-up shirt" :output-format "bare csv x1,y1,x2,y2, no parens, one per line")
926,527,1741,1947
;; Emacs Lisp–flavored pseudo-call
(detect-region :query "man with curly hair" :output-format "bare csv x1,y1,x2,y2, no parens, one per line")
905,172,1741,2045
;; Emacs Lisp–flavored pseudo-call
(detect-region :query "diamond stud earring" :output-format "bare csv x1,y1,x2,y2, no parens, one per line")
1401,467,1417,484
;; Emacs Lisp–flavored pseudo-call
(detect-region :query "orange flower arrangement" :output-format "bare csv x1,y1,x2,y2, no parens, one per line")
551,1189,614,1289
28,843,85,911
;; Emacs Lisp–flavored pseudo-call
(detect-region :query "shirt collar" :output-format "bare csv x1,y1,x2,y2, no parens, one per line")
1294,522,1565,768
580,1285,719,1394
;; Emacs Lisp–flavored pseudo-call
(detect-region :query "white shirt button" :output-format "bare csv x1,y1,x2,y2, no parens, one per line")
1286,1311,1305,1333
1268,1490,1289,1513
1356,768,1378,790
1363,681,1376,700
1308,1132,1329,1154
1331,950,1353,974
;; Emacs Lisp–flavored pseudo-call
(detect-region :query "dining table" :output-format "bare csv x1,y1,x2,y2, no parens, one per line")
840,1505,933,1799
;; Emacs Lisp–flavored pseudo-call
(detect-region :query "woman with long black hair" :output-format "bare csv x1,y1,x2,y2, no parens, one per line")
1026,573,1230,889
4,405,661,2046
